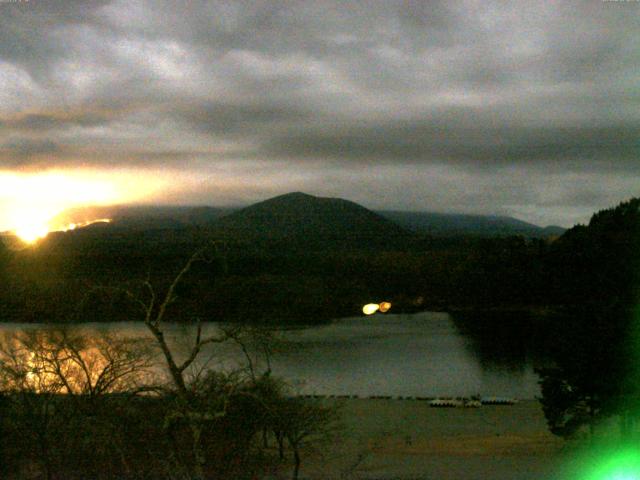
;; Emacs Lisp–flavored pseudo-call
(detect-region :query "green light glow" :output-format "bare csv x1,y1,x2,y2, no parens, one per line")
573,447,640,480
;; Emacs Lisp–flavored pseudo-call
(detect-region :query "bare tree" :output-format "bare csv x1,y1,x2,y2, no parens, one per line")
0,330,62,480
223,324,292,381
0,327,154,479
119,247,236,480
71,245,338,480
125,249,226,393
0,244,340,480
280,398,338,480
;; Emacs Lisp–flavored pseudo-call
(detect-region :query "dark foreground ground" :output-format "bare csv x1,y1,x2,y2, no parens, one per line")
291,399,572,480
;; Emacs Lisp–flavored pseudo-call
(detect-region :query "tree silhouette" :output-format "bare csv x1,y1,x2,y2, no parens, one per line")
537,198,640,439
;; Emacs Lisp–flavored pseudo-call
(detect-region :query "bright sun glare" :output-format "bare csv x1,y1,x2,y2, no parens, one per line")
0,171,162,244
14,218,50,244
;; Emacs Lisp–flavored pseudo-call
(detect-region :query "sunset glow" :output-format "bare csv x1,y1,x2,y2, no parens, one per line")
14,219,50,244
0,171,163,243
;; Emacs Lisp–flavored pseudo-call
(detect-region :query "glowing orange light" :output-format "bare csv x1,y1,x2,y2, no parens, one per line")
379,302,392,313
60,218,112,232
1,170,162,244
15,223,49,244
13,217,113,244
363,303,380,315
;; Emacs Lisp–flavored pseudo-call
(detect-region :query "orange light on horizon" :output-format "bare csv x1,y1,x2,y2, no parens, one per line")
59,218,112,232
14,217,114,244
14,222,49,244
0,170,163,244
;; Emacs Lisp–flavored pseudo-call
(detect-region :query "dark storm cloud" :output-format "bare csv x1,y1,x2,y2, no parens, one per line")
11,114,61,131
174,101,314,136
265,121,640,171
0,139,61,167
5,112,112,131
0,0,638,223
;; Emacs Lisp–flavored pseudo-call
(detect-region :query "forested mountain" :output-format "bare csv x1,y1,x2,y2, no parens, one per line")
211,192,410,249
0,193,635,325
47,193,563,239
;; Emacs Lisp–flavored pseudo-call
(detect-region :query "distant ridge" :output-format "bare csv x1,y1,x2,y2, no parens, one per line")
378,210,565,238
54,205,233,231
38,194,564,239
212,192,408,245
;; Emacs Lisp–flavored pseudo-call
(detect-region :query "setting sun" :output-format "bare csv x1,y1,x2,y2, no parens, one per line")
14,221,50,244
0,171,164,243
7,203,64,244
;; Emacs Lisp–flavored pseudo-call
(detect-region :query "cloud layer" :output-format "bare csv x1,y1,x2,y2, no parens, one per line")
1,0,639,226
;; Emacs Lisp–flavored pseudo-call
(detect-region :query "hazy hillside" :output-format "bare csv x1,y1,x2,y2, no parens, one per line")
379,210,565,238
56,205,233,231
42,194,564,239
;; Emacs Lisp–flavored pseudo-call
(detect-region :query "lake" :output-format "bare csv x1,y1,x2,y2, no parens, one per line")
0,311,543,399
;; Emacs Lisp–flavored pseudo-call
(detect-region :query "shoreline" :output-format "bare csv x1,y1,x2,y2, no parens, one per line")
296,398,566,480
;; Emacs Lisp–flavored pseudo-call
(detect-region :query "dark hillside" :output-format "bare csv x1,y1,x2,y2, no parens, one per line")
56,205,233,231
547,197,640,307
3,193,630,325
534,199,640,438
379,210,565,238
212,192,411,249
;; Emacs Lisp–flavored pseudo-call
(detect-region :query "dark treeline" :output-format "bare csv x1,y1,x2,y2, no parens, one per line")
0,198,637,327
453,198,640,439
0,191,568,325
534,198,640,439
0,227,557,325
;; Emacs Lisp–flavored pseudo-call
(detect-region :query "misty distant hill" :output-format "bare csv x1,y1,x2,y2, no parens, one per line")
50,194,564,239
57,205,233,231
212,192,409,246
378,210,565,238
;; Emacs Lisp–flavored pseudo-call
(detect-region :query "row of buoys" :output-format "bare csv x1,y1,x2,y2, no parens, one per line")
428,397,518,407
430,399,464,408
298,394,361,399
294,394,518,405
480,396,518,405
429,399,482,408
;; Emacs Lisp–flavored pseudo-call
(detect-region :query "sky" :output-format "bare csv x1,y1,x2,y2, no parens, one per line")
0,0,639,229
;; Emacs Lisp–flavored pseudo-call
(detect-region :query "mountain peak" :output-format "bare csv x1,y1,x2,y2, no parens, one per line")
277,191,315,199
214,192,407,246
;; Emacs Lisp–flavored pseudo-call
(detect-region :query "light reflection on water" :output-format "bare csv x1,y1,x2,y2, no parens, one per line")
0,312,542,398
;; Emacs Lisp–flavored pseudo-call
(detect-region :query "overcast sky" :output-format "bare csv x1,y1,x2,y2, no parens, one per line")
1,0,639,227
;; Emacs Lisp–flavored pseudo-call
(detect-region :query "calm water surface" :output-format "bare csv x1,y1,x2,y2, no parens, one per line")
0,312,542,398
